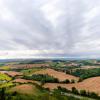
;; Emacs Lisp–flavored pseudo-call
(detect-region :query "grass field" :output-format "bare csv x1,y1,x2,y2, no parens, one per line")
8,83,84,100
0,66,10,70
10,84,40,95
0,73,12,81
21,68,43,75
0,82,14,88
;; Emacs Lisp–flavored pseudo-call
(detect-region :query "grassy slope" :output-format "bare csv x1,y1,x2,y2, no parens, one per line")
21,68,43,75
7,83,84,100
0,73,12,81
0,66,11,70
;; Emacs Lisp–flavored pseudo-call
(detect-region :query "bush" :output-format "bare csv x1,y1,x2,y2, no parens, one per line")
78,78,83,82
71,79,75,83
80,90,87,96
57,86,70,93
89,92,99,99
23,74,59,83
72,87,79,94
61,79,70,84
71,68,100,79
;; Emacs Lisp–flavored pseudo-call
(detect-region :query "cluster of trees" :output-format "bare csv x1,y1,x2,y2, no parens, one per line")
23,74,76,84
0,86,81,100
51,89,80,100
50,62,64,68
71,68,100,79
77,60,98,66
23,74,59,84
61,79,75,84
0,88,6,100
72,87,100,99
57,86,100,99
0,83,99,100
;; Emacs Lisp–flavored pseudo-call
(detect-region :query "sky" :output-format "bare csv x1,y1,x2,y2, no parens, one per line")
0,0,100,59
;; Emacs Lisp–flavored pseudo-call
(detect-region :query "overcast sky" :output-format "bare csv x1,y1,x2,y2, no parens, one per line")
0,0,100,59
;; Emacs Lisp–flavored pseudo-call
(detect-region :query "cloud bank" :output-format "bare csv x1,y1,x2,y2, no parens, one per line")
0,0,100,59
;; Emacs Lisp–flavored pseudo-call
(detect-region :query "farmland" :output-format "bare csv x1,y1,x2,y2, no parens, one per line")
33,68,79,81
0,59,100,100
43,76,100,95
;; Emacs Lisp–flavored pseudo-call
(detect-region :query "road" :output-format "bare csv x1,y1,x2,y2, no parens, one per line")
60,92,97,100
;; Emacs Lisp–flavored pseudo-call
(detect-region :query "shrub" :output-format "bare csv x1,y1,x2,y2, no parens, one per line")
71,79,75,83
62,79,70,84
23,74,59,83
80,90,87,96
78,78,83,82
72,87,79,94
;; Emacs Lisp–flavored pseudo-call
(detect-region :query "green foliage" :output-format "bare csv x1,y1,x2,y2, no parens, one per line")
52,89,80,100
71,68,100,79
0,73,12,81
57,86,70,93
80,90,87,96
50,62,64,68
0,86,83,100
0,82,14,88
0,88,6,100
78,78,83,82
21,68,43,75
23,74,59,83
57,86,100,99
0,66,10,70
61,79,70,84
71,79,75,83
88,92,99,99
0,64,5,67
72,87,79,95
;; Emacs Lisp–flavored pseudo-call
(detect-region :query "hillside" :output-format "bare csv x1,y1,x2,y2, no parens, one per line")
34,68,79,81
43,76,100,95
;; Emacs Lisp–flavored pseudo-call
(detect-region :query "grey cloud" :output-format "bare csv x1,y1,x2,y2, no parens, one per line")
0,0,100,58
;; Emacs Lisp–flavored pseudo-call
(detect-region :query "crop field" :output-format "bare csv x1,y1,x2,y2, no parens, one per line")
0,66,11,70
34,68,79,81
20,68,44,75
43,76,100,95
0,59,100,100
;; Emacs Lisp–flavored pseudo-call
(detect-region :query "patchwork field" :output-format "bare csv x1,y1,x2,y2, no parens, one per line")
0,66,11,70
43,76,100,95
21,68,44,75
0,73,12,81
34,68,79,81
0,60,100,100
10,84,39,95
75,66,100,70
12,78,40,85
0,82,14,88
0,71,23,77
10,64,49,69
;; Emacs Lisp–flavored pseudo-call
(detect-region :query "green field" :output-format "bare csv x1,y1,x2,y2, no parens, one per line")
0,73,12,81
21,68,43,75
0,66,11,70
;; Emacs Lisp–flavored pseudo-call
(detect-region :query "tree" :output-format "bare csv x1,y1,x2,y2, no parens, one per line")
71,79,75,83
89,92,99,99
80,90,87,96
0,88,6,100
72,87,79,94
78,78,83,82
64,79,70,84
